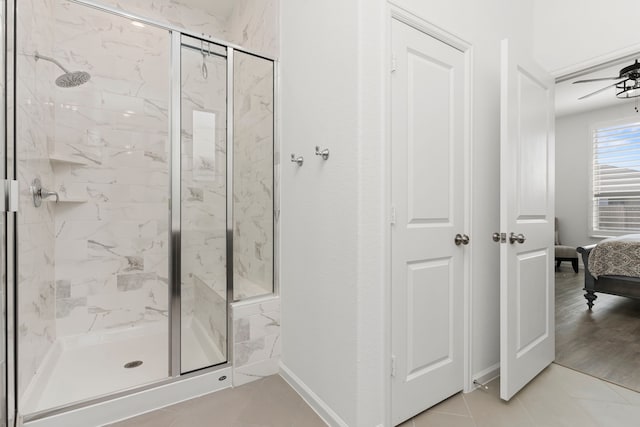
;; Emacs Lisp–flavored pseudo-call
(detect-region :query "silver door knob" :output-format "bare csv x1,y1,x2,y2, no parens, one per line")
509,232,526,244
455,233,470,246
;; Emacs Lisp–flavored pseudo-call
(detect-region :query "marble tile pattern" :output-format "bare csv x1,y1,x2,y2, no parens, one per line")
90,0,228,45
233,51,275,300
90,0,279,59
232,297,281,386
226,0,280,58
193,275,227,362
16,0,57,398
50,1,171,337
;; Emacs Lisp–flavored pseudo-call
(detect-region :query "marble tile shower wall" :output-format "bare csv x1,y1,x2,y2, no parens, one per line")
232,297,281,386
233,52,274,299
51,1,171,336
226,0,279,59
91,0,279,58
16,0,57,398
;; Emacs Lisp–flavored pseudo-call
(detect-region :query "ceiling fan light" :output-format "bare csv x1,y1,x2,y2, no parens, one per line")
616,85,640,99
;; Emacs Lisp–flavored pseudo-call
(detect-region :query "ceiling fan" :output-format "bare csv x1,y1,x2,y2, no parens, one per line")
573,59,640,100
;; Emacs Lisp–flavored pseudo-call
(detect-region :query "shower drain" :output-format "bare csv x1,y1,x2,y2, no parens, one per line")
124,360,143,369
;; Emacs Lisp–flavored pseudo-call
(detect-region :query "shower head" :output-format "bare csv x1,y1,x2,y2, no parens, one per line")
55,71,91,88
34,51,91,88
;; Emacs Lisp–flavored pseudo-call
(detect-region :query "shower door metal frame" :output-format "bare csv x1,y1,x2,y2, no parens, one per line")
4,0,280,424
4,1,16,426
169,30,182,379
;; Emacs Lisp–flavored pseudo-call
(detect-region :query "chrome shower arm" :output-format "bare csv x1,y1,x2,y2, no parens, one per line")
34,51,70,74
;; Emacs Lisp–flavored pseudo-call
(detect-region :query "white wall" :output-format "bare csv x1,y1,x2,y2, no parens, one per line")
280,0,534,425
280,0,360,424
556,103,638,248
533,0,640,75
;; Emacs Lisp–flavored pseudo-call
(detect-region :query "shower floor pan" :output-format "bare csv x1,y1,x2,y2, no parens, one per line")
21,319,225,415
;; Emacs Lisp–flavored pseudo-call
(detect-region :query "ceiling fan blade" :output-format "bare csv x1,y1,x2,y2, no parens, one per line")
578,79,628,100
573,77,621,84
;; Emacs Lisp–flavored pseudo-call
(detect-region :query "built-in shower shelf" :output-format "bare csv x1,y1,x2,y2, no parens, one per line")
49,153,88,166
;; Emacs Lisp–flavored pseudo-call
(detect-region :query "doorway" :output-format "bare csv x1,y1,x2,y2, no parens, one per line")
389,15,471,425
554,55,640,393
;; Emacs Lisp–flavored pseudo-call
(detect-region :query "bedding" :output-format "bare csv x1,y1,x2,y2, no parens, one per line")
579,235,640,309
587,234,640,279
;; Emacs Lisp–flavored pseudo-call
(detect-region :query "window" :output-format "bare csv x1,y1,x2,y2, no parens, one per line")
591,120,640,234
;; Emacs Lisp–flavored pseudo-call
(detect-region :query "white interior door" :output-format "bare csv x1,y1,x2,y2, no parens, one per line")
391,19,467,425
499,39,555,401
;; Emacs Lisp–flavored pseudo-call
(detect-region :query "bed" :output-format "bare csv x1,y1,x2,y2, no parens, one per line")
577,234,640,309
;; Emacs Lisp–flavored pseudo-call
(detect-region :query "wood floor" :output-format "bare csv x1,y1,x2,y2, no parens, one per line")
555,266,640,392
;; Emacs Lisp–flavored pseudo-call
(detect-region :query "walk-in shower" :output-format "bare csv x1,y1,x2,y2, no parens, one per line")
1,0,276,425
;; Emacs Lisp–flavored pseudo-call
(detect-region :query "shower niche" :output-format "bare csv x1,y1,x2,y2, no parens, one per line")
10,0,276,422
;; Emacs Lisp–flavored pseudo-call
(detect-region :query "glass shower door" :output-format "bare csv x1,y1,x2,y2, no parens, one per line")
15,0,172,414
180,35,228,373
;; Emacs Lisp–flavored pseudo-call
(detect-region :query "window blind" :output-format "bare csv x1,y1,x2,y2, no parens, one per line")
592,121,640,233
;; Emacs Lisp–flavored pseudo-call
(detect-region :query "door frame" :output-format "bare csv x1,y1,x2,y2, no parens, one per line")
385,4,474,424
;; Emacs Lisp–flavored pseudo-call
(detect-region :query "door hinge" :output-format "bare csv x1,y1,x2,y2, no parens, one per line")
2,179,19,213
391,54,397,73
391,355,396,377
390,206,396,226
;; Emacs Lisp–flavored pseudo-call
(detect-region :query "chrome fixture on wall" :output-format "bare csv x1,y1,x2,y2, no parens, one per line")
30,178,59,207
34,51,91,87
290,153,304,166
315,146,330,160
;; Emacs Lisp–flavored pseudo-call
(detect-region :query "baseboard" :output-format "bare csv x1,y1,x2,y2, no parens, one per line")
279,362,349,427
472,363,500,390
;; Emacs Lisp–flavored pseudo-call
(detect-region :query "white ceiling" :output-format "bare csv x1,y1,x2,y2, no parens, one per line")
555,56,639,117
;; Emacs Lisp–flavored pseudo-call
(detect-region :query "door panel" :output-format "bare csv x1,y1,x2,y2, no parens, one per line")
500,39,555,401
407,50,452,222
391,18,466,425
179,35,228,373
406,259,452,377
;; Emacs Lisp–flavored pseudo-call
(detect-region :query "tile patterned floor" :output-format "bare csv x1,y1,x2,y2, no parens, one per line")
110,363,640,427
107,375,326,427
401,364,640,427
